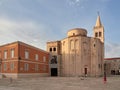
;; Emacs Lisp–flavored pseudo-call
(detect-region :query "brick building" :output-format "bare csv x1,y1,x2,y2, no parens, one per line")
0,41,49,78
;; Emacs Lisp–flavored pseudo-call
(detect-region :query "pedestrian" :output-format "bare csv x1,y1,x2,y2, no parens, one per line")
103,72,107,84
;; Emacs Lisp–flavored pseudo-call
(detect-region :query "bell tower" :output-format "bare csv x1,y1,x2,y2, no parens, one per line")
93,13,104,43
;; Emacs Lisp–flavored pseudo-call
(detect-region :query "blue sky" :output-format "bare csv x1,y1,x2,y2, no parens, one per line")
0,0,120,58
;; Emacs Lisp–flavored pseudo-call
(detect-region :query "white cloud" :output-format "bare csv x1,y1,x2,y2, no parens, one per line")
105,42,120,58
0,17,52,50
66,0,89,10
67,0,111,6
67,0,82,6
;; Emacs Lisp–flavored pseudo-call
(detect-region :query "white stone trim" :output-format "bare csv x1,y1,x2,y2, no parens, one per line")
2,60,49,65
1,73,18,78
1,73,50,78
20,60,49,65
2,60,18,62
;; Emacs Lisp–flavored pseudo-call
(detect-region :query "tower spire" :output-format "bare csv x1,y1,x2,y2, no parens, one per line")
95,12,102,27
93,13,104,43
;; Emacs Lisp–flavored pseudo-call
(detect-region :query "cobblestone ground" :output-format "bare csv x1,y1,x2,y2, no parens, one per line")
0,76,120,90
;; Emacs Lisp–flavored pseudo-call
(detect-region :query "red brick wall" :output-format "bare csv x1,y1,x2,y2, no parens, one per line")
0,41,49,74
19,43,49,64
18,61,49,73
0,42,19,73
0,42,19,59
18,42,49,73
1,61,18,73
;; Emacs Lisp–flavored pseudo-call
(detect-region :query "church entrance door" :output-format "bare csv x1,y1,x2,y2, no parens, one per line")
51,68,58,76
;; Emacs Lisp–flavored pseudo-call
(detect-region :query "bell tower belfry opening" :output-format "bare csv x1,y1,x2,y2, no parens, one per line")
93,13,104,43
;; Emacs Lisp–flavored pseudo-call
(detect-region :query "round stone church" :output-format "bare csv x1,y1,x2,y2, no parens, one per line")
47,15,104,77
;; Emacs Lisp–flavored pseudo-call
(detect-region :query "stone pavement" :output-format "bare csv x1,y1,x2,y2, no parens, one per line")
0,76,120,90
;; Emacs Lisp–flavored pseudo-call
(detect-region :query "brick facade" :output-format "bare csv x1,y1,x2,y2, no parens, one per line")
0,41,49,78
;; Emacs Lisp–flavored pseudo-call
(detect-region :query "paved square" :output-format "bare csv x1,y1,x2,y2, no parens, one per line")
0,77,120,90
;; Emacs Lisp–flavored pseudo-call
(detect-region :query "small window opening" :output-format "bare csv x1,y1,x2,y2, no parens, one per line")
95,32,98,37
50,48,52,52
53,47,56,51
99,32,102,37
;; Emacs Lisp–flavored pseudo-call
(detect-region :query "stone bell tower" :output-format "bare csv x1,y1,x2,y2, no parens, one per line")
93,13,104,43
93,13,105,77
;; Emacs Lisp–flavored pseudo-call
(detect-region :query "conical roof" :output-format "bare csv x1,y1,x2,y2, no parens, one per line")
95,15,102,27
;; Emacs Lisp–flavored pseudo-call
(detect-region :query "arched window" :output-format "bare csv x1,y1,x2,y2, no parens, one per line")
53,47,56,51
49,48,52,52
75,40,79,50
70,40,74,50
95,32,98,37
99,32,102,37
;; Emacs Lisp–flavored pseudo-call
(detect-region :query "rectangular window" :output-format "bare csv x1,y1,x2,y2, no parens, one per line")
35,54,38,61
10,62,14,71
11,49,15,58
43,56,46,62
25,51,29,59
24,63,29,71
4,63,7,71
4,50,7,59
35,64,39,71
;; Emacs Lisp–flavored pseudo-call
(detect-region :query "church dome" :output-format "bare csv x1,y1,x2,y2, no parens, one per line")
67,28,87,37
